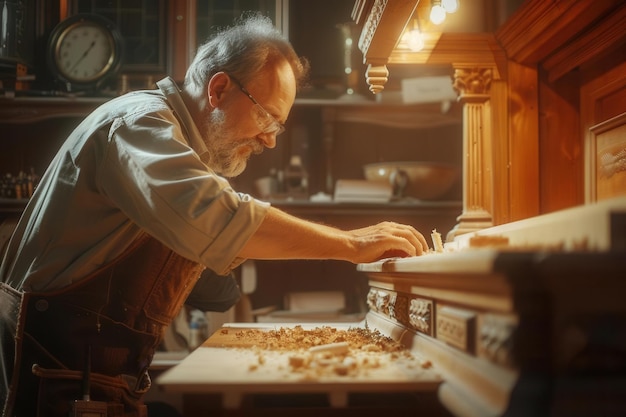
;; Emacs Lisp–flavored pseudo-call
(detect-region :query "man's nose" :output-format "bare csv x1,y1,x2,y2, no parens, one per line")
258,132,277,149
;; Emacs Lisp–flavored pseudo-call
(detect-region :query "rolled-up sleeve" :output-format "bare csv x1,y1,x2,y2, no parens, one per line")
98,110,270,275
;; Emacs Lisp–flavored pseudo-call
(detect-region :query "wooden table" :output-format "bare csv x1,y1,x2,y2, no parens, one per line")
156,322,446,415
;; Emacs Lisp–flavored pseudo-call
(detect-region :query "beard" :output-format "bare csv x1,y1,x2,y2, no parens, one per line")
201,108,264,178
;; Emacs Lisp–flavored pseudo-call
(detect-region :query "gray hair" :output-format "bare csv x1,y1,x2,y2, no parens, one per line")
184,13,309,98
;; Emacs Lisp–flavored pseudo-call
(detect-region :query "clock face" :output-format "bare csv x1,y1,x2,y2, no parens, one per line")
54,21,115,82
48,14,123,91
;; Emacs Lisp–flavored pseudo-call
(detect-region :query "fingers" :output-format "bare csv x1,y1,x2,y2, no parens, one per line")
416,230,429,253
350,222,430,263
382,221,428,256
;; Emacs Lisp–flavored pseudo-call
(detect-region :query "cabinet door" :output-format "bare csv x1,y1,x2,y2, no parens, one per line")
196,0,282,44
72,0,167,74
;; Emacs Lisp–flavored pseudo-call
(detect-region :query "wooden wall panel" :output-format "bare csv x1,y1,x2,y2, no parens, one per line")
506,61,539,221
538,70,583,213
490,79,510,225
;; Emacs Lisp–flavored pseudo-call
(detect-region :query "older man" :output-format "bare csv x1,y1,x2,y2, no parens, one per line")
0,14,427,417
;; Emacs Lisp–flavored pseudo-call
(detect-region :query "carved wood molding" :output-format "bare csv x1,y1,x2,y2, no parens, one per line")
452,67,492,96
409,297,433,335
541,4,626,83
368,288,516,362
496,0,625,73
478,314,516,367
437,306,475,353
367,288,434,336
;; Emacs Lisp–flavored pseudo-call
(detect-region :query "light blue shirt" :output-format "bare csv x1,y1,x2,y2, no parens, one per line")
0,77,269,291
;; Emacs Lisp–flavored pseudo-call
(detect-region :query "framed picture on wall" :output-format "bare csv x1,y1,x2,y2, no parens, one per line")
586,112,626,202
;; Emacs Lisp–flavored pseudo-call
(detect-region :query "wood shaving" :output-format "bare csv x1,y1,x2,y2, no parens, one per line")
431,229,444,253
231,325,405,352
228,325,434,380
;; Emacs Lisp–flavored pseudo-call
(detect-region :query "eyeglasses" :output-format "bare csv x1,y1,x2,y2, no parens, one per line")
228,74,285,136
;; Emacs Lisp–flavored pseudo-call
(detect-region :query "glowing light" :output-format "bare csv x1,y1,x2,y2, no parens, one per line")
405,29,425,52
430,4,446,24
442,0,458,13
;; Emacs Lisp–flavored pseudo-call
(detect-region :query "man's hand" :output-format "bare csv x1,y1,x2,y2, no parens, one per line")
346,221,429,263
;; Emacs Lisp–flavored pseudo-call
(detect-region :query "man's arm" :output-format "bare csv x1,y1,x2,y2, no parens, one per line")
238,206,429,264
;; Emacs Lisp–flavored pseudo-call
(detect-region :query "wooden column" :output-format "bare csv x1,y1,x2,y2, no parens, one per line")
447,67,495,240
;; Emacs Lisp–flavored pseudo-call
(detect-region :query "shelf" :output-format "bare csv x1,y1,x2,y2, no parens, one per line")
0,198,28,214
0,96,108,123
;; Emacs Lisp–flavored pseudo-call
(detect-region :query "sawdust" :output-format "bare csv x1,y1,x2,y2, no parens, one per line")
222,325,433,380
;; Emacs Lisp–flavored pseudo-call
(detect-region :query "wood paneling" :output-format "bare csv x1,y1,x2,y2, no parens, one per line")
502,62,539,221
355,0,625,232
496,0,624,66
538,69,583,213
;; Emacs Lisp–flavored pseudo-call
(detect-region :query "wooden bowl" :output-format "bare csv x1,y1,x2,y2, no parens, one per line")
363,161,459,200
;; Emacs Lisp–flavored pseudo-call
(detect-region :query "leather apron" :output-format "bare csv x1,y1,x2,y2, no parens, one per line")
1,234,204,417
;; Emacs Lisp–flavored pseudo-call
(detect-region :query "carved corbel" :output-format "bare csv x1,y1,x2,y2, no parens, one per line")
364,64,389,94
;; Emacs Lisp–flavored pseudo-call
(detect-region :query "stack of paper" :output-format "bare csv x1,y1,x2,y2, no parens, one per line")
333,179,392,203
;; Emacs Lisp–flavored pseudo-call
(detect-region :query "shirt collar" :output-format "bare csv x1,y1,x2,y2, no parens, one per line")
156,77,210,163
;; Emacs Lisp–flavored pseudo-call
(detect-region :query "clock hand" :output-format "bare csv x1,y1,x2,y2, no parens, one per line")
69,40,97,74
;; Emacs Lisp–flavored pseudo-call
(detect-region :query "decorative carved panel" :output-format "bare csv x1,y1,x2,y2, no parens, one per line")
408,297,433,336
368,288,430,334
436,306,475,353
478,313,516,367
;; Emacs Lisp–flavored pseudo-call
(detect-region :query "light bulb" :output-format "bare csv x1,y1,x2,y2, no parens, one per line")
442,0,458,13
430,4,446,24
406,29,425,52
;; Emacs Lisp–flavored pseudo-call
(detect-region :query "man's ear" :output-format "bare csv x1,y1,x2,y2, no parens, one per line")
207,72,231,108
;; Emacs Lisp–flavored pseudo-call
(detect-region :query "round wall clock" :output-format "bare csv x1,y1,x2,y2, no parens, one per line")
47,14,124,92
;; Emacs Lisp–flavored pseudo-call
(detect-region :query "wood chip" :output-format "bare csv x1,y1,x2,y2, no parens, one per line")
308,342,349,355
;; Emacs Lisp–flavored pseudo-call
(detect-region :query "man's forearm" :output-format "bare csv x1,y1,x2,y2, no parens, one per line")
238,207,428,264
237,206,353,261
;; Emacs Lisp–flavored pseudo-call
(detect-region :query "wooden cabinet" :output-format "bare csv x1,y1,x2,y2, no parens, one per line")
353,0,626,237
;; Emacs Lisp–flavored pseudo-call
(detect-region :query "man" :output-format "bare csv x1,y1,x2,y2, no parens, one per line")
0,14,428,417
